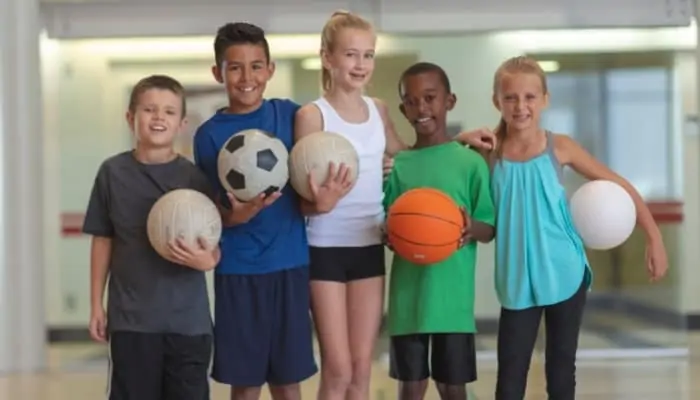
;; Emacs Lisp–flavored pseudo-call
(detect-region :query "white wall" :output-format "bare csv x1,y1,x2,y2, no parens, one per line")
41,24,697,327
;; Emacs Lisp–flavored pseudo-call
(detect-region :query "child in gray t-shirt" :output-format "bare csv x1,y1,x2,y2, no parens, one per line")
82,75,220,400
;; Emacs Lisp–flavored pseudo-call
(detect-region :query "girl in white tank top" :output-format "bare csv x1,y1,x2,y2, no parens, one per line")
294,11,500,400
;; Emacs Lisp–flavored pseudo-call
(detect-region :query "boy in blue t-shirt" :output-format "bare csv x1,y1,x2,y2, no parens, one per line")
192,22,317,399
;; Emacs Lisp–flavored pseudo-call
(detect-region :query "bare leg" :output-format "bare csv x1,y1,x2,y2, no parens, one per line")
230,386,262,400
399,380,429,400
269,384,301,400
435,383,467,400
311,281,351,400
346,276,384,400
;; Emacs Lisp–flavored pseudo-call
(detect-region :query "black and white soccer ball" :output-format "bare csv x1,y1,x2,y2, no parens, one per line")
217,129,289,202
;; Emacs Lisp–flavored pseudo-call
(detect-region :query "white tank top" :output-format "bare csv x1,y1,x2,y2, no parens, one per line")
306,96,386,247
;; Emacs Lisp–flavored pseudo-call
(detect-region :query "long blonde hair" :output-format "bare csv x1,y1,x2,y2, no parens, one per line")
320,10,375,91
492,56,548,159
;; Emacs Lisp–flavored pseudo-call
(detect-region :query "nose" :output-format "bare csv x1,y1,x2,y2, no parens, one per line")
240,66,252,82
417,98,430,114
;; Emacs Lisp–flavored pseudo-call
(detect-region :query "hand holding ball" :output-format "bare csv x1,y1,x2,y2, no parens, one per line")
289,131,359,202
386,188,466,265
147,189,223,268
217,129,289,202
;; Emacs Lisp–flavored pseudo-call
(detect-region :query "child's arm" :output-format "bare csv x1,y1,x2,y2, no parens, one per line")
294,104,351,215
555,134,668,280
82,163,115,342
453,127,498,150
381,168,401,250
89,237,111,316
466,154,496,243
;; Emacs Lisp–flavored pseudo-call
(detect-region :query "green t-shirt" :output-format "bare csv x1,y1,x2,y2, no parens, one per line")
383,142,496,336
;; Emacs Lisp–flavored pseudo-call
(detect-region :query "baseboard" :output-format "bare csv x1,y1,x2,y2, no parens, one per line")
586,294,700,330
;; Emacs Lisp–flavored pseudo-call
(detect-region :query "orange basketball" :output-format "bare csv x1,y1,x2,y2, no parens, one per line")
386,188,465,265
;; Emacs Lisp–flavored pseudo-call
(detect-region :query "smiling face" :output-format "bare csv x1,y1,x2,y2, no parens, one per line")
212,43,275,113
322,27,376,91
127,88,186,149
493,72,548,132
399,70,456,137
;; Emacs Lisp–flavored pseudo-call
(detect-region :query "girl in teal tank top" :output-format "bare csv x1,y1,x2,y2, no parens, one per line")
487,56,669,400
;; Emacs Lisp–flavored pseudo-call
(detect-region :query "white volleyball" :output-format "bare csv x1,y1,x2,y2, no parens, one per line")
570,180,636,250
147,189,222,259
289,131,359,201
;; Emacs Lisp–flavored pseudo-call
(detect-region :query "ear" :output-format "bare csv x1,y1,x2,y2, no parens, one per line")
125,111,135,131
212,64,224,84
542,92,550,109
446,93,457,111
398,103,407,118
267,60,276,80
320,49,332,71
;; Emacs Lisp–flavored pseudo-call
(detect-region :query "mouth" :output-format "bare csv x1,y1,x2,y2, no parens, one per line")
149,123,167,133
349,72,366,81
512,114,531,122
237,86,257,94
414,116,434,126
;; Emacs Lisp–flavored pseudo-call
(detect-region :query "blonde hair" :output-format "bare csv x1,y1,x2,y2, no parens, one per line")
492,56,548,158
320,10,375,91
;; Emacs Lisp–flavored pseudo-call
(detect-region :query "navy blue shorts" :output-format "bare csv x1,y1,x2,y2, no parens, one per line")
212,266,317,387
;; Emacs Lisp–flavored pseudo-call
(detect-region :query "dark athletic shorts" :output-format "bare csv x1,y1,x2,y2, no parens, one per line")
211,266,317,386
309,244,385,282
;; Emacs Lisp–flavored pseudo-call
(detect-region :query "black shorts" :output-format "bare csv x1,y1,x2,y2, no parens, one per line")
389,333,477,385
309,244,385,282
108,331,212,400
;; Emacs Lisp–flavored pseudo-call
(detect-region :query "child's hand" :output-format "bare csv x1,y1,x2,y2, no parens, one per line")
382,155,394,180
380,223,395,251
458,207,472,247
308,162,353,213
219,191,281,225
455,127,497,150
89,307,108,343
167,237,220,271
646,237,668,282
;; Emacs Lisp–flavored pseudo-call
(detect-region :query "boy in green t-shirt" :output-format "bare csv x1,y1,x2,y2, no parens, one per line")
383,62,496,400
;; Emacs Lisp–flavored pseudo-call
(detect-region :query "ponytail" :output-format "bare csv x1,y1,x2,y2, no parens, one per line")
493,117,507,160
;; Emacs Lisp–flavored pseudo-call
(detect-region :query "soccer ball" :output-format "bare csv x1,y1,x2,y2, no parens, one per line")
217,129,289,202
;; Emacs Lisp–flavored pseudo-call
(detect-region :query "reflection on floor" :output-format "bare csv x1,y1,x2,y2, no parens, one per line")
1,341,699,400
2,303,694,399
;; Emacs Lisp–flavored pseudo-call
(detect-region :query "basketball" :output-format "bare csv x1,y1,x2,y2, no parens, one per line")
147,189,223,260
386,188,465,265
569,179,636,250
289,131,359,201
217,129,289,202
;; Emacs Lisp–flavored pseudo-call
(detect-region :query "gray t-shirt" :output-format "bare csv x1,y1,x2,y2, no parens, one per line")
83,151,213,335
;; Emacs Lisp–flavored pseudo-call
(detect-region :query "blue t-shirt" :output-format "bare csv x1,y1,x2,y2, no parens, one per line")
192,99,309,275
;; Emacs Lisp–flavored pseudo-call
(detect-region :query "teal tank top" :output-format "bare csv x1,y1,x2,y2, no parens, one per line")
490,132,591,310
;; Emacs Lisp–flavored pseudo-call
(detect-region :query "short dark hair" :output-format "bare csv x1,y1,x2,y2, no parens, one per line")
214,22,271,67
397,62,452,98
128,74,186,116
